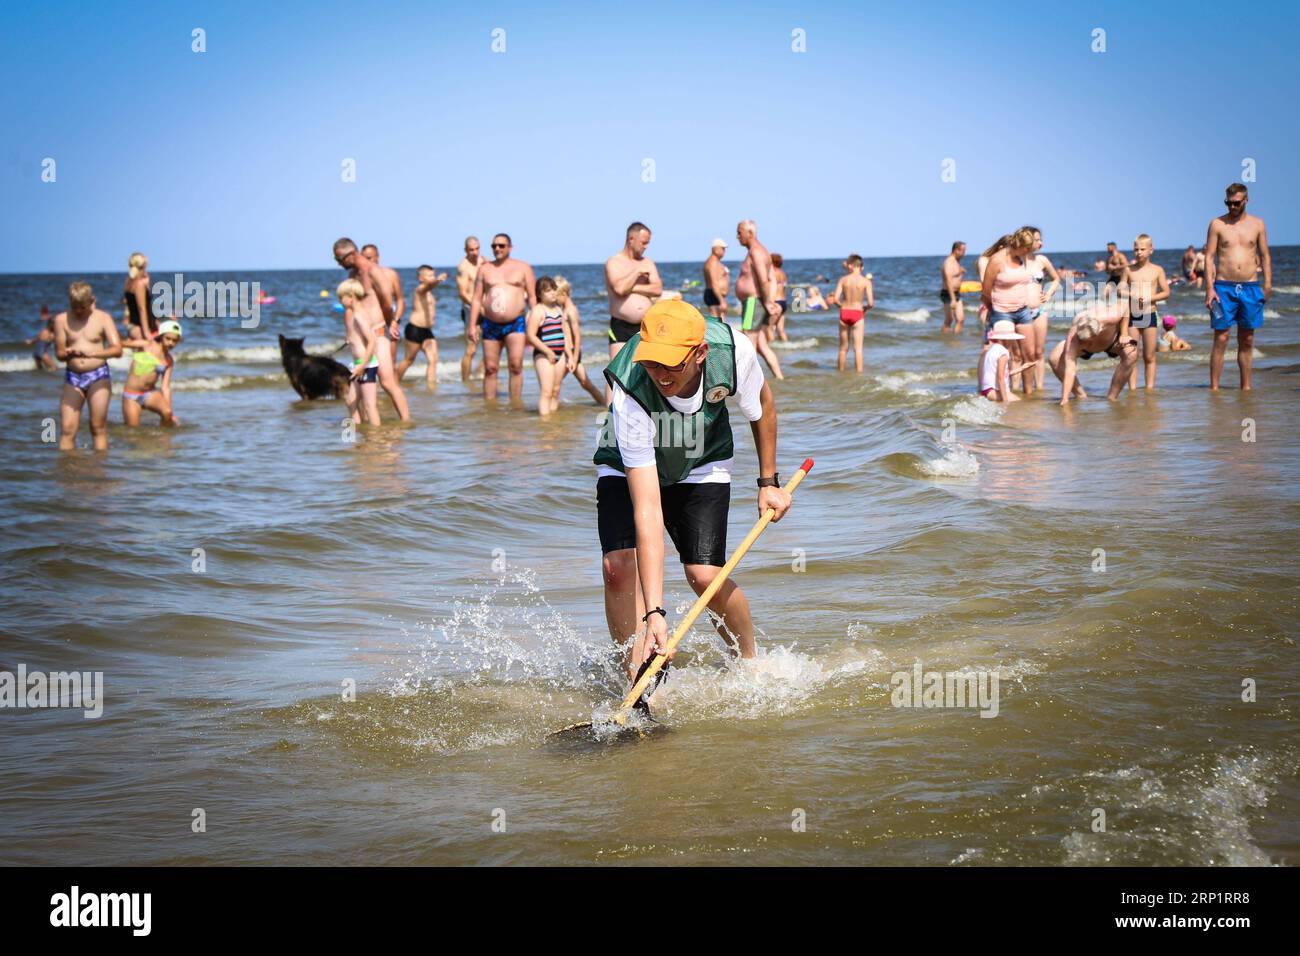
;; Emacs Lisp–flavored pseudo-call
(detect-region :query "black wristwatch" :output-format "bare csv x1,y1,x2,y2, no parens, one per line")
642,607,666,622
756,474,780,488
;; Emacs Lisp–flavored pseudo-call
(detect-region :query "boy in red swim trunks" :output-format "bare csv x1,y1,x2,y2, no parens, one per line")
831,254,873,372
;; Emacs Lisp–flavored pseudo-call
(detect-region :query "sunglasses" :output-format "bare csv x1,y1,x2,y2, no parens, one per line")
1225,199,1245,207
642,347,697,374
491,242,509,249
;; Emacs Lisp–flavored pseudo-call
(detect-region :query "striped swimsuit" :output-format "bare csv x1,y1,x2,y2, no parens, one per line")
536,308,565,356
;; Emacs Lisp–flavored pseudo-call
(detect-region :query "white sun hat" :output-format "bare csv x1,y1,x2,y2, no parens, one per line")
987,319,1025,341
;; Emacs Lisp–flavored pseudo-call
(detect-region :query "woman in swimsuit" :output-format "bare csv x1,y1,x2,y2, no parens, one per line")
121,319,182,427
770,254,790,342
123,251,159,340
1022,226,1061,392
981,228,1037,391
525,277,573,416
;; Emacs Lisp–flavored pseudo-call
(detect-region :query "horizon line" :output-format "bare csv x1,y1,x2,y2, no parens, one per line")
6,244,1288,278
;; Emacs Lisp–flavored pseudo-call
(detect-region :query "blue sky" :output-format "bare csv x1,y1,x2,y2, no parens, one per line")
2,0,1296,271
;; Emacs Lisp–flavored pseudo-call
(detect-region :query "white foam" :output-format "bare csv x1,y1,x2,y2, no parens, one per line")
1271,284,1300,295
916,445,980,478
654,644,835,723
948,395,1006,426
1263,308,1280,319
881,308,931,324
182,341,346,363
1061,751,1285,866
172,373,282,391
771,337,820,350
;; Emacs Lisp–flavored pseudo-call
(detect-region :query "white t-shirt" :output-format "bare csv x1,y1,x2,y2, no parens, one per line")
597,330,765,484
979,342,1009,394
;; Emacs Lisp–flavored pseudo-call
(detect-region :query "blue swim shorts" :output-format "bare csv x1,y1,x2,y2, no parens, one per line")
481,314,527,341
1212,281,1264,331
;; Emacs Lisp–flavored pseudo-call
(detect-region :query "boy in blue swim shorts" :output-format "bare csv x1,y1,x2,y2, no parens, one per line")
1204,183,1272,390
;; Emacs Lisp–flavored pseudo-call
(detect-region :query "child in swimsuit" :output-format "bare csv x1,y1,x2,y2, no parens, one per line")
831,256,873,373
121,320,183,427
553,276,604,406
54,281,123,451
526,276,573,416
1158,316,1191,352
978,320,1034,402
338,278,382,425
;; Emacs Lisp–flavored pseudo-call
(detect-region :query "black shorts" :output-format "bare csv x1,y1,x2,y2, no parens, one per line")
609,317,640,344
597,476,729,567
404,323,435,344
703,288,721,307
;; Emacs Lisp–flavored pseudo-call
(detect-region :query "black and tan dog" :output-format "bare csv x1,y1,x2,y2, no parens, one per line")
278,335,350,400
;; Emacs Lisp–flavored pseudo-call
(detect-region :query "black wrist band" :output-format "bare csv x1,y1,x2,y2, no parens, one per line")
642,607,666,622
756,474,780,488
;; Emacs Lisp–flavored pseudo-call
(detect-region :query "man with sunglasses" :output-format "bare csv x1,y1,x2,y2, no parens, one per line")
331,237,411,421
1205,183,1271,391
466,233,536,403
594,299,791,700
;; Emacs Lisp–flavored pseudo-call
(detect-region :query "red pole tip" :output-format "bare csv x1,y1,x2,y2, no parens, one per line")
800,457,814,473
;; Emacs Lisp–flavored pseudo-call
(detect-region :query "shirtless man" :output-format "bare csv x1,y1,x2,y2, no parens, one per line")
734,219,784,380
396,264,447,388
333,237,411,421
940,241,967,334
1048,304,1138,406
1104,242,1129,290
457,236,485,382
362,244,404,363
54,281,123,451
605,221,664,360
1120,234,1170,390
466,233,535,403
1206,183,1271,391
1193,246,1206,289
702,239,730,320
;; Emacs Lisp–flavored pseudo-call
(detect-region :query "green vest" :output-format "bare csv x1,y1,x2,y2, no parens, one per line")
593,320,738,485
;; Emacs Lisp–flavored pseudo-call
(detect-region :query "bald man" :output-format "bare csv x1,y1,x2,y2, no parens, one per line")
735,220,784,380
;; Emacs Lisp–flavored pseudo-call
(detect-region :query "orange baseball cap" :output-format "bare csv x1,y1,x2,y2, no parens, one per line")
632,299,706,367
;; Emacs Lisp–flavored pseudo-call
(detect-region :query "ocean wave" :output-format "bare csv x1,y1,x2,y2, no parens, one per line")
872,369,968,397
172,373,284,391
1059,748,1289,865
771,337,820,350
1271,284,1300,295
946,394,1006,426
882,445,980,479
879,308,931,324
181,341,345,363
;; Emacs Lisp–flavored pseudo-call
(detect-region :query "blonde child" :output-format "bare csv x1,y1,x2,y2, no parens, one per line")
553,275,604,405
